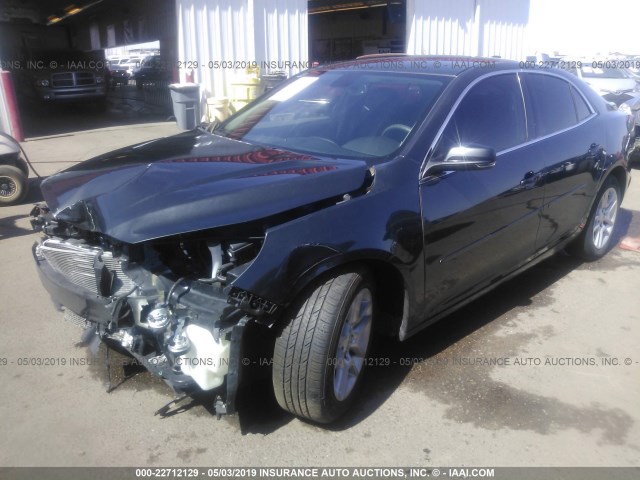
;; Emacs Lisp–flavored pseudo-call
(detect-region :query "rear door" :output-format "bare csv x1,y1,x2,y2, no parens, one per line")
520,72,603,249
419,73,546,317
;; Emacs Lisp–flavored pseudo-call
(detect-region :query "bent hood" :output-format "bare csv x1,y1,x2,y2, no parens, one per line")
40,130,369,243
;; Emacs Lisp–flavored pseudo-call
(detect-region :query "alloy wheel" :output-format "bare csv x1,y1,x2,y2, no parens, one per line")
333,288,373,402
592,186,618,250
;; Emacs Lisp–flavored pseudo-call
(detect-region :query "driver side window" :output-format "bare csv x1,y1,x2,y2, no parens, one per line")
433,74,527,160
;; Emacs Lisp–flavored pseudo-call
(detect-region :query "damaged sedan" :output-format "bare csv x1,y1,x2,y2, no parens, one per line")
31,57,635,423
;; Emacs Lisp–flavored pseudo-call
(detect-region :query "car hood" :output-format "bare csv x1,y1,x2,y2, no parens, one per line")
40,130,370,243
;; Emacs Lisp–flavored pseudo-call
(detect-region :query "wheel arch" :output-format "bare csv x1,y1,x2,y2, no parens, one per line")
606,165,628,200
278,253,407,338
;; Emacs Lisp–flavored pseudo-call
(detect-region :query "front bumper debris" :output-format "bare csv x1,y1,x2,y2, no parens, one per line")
32,240,251,416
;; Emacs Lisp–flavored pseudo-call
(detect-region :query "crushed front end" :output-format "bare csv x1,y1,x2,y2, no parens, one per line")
30,205,275,415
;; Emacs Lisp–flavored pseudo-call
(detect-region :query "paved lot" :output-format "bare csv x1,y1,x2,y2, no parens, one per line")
0,118,639,468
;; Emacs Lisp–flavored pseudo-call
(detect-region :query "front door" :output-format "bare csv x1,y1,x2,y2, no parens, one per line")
419,73,546,318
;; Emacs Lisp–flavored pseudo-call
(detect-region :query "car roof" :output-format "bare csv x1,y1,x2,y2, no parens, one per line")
310,54,606,114
314,55,520,77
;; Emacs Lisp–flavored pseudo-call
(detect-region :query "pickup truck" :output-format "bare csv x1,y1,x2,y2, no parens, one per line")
20,49,107,106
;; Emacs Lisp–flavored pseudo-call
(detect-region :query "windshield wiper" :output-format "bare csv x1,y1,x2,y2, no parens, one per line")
197,120,222,134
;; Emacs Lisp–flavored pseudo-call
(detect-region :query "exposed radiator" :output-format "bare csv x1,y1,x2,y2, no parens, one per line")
38,238,137,297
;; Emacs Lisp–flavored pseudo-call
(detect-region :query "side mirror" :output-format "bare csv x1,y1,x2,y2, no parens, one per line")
425,146,497,175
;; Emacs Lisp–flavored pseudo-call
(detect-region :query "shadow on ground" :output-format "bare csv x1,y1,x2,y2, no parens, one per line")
0,178,44,241
76,210,638,439
102,252,609,436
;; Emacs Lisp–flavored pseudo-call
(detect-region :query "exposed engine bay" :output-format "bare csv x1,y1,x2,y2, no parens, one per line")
30,205,276,415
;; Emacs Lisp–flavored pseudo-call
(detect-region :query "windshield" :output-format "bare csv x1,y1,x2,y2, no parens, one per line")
217,70,450,158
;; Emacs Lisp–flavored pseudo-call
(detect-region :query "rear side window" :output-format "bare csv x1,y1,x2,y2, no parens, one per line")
571,86,592,121
524,74,590,138
434,74,526,156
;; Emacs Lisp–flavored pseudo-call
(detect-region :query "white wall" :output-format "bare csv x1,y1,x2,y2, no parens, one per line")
254,0,308,68
406,0,478,56
176,0,308,99
406,0,529,60
479,0,528,59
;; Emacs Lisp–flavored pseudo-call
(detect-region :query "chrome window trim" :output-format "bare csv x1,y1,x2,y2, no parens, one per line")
496,112,597,156
420,69,598,179
523,69,596,115
516,72,529,140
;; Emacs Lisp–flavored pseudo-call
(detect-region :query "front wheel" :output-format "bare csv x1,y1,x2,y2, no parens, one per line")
272,270,374,423
570,176,620,260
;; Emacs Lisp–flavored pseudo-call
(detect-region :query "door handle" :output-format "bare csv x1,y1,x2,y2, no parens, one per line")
520,170,539,188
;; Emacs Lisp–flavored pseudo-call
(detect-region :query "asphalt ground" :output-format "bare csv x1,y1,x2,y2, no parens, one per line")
0,111,639,469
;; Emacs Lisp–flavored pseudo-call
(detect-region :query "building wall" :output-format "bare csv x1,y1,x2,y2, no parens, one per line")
177,0,532,100
71,0,176,53
176,0,308,99
0,23,70,60
479,0,528,59
255,0,308,69
406,0,530,60
406,0,478,56
309,6,405,63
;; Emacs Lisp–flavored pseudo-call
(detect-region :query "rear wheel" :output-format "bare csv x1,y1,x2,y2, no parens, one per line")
570,176,620,260
0,165,28,206
273,269,373,423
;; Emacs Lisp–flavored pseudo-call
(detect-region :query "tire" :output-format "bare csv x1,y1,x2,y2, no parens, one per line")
15,157,29,177
570,176,620,260
0,165,28,206
273,269,374,423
